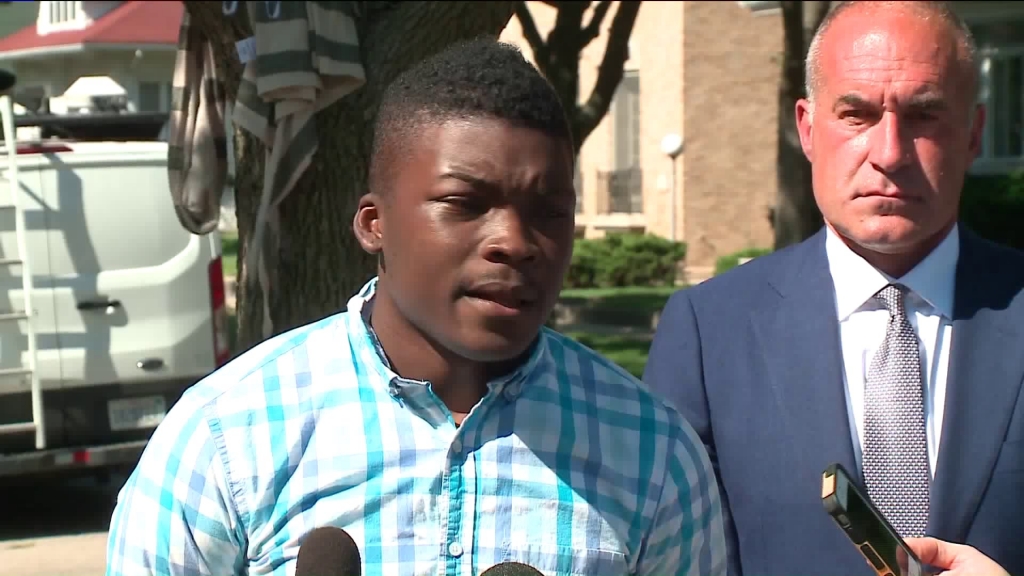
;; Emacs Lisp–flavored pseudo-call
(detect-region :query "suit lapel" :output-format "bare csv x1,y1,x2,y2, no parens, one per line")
752,230,860,483
928,229,1024,541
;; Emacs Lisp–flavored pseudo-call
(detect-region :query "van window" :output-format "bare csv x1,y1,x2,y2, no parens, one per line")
39,154,192,276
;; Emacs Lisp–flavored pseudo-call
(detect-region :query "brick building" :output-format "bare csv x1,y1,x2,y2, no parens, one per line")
501,1,1024,280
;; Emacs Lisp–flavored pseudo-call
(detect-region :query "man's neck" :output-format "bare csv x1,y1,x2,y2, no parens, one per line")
368,291,521,416
832,221,956,279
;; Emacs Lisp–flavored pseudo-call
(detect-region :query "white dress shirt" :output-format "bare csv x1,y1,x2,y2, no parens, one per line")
825,225,959,476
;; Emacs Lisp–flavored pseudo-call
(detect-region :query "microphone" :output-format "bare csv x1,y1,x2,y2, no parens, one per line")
294,526,362,576
0,68,15,93
479,561,544,576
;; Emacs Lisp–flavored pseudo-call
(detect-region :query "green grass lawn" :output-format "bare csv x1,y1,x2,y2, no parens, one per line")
560,285,677,315
221,231,238,278
564,331,652,378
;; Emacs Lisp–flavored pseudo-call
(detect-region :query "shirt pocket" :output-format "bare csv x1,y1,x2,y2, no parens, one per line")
498,542,630,576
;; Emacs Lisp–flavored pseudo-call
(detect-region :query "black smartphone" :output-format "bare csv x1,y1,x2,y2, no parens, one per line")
821,463,925,576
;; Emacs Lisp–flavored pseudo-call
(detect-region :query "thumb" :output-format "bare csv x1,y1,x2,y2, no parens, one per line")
905,537,957,569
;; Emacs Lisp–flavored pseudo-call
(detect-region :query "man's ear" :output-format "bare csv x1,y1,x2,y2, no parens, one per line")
795,98,815,161
967,103,986,162
353,193,383,255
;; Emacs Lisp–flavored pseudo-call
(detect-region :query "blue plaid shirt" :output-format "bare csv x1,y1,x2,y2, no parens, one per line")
105,278,726,576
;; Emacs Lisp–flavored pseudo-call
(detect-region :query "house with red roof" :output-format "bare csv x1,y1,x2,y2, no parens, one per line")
0,1,182,113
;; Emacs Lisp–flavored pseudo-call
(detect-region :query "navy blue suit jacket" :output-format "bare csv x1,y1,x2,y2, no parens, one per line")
644,226,1024,576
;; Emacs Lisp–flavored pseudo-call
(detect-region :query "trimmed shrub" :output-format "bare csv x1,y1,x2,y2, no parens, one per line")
714,247,773,276
565,233,687,288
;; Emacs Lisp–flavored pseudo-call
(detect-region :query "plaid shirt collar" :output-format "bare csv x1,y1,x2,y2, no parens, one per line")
345,277,550,401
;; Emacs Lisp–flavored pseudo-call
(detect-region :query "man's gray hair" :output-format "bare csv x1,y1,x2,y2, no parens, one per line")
804,1,979,104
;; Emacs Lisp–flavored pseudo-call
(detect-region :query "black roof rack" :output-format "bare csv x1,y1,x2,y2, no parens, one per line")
3,112,169,142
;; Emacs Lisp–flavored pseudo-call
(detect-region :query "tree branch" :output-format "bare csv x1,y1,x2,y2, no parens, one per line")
574,1,640,145
779,1,806,100
514,1,550,70
580,0,613,46
809,0,832,36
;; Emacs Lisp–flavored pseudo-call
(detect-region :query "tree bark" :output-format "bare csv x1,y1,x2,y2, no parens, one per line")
515,1,641,153
183,1,516,351
773,0,831,249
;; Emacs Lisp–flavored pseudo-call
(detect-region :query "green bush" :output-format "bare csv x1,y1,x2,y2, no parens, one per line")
714,247,773,276
960,172,1024,251
565,233,686,289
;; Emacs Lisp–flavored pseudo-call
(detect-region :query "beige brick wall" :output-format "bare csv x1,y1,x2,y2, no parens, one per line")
682,2,781,270
502,1,782,275
501,2,684,238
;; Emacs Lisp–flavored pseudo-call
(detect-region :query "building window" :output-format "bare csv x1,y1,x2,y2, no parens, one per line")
164,82,173,112
973,20,1024,163
138,82,162,112
601,70,642,214
47,1,79,25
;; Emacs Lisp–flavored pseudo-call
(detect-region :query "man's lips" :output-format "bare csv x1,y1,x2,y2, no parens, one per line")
857,190,916,201
463,283,539,309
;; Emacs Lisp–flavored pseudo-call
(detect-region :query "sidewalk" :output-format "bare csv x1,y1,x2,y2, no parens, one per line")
224,275,237,312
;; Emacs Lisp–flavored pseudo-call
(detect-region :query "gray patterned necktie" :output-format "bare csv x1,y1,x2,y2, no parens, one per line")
861,283,930,538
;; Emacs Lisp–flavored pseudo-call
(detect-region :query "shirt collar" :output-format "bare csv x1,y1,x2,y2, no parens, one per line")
825,224,959,321
344,277,549,397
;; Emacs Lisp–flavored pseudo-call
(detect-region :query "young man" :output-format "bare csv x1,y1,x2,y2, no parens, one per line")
105,39,726,576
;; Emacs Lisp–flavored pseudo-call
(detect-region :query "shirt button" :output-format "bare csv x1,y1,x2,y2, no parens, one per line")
503,382,521,400
448,542,464,557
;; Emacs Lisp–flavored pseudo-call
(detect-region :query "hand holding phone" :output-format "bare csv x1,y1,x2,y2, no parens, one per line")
821,463,925,576
905,537,1010,576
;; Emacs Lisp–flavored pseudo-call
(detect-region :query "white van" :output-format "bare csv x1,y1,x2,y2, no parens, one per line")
0,114,230,480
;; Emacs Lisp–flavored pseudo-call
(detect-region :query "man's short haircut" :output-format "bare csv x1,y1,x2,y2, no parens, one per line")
805,1,978,103
368,37,574,195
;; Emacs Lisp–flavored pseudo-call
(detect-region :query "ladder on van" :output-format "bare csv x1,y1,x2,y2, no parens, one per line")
0,93,46,450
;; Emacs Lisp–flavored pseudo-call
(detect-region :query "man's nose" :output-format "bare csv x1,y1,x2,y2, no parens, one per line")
868,111,913,173
481,209,539,265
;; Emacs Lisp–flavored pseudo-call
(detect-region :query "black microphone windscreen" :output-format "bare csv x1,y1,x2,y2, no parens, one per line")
479,561,544,576
0,69,15,92
294,526,362,576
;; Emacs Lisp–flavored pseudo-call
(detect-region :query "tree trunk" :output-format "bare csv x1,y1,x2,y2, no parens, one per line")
514,1,641,153
773,0,830,249
183,1,516,352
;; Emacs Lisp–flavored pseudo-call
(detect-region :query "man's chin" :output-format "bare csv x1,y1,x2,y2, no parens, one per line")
452,329,541,364
847,217,930,254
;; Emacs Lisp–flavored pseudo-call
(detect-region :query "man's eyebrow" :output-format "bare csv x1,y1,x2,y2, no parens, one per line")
904,93,949,111
832,93,874,112
439,170,493,188
831,92,949,112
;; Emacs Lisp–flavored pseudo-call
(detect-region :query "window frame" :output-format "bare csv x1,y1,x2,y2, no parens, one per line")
962,9,1024,174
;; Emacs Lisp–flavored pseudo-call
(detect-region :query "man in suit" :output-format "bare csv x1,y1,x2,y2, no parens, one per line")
644,1,1024,575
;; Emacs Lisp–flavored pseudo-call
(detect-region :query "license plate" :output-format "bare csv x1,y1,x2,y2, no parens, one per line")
108,396,167,432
